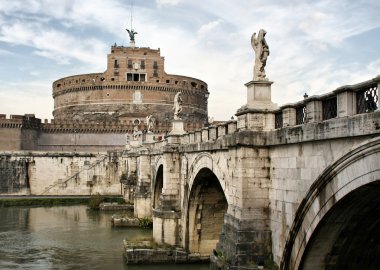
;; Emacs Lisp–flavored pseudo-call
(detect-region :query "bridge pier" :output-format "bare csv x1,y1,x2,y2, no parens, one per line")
153,144,182,246
134,150,152,218
212,146,273,268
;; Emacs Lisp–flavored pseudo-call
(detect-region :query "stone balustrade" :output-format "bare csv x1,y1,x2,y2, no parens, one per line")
274,76,379,129
143,76,380,149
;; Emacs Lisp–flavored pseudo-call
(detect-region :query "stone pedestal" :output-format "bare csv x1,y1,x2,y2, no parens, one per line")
145,132,156,143
129,140,142,148
246,80,277,110
236,80,278,131
170,120,186,135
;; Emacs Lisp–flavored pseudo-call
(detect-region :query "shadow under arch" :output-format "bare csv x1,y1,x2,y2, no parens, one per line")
152,164,163,209
280,137,380,269
300,180,380,269
185,167,228,257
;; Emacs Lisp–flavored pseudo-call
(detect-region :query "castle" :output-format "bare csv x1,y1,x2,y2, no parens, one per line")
0,43,209,151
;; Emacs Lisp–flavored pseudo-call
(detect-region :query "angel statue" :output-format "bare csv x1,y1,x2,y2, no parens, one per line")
251,29,270,81
173,92,183,120
126,28,138,42
145,115,154,133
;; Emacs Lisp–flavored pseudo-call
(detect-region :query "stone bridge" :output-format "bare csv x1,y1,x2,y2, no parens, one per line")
124,76,380,269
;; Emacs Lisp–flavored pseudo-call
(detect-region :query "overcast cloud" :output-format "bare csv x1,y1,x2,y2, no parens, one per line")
0,0,379,120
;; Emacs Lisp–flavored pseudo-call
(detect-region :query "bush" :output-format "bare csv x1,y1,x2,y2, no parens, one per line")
139,217,153,229
88,193,105,210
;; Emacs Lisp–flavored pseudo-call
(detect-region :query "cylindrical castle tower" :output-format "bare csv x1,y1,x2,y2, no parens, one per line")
52,45,209,131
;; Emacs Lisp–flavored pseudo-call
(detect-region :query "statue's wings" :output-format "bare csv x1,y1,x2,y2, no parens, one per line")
251,33,257,50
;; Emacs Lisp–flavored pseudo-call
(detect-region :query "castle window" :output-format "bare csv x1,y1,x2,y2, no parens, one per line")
191,82,197,88
153,61,158,69
126,73,147,82
141,60,145,69
153,71,158,77
114,59,119,68
166,80,170,83
128,60,133,69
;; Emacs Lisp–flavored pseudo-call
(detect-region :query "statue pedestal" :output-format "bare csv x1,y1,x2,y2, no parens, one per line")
129,140,142,148
170,120,185,135
245,80,277,110
145,132,156,143
236,80,278,131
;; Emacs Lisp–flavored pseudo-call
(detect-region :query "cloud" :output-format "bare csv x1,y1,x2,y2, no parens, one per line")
156,0,182,7
0,0,379,121
0,48,15,56
0,80,53,119
197,19,223,36
0,21,107,68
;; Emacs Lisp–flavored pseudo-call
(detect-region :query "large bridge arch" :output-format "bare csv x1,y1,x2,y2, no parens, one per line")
184,153,230,256
187,152,229,197
281,137,380,269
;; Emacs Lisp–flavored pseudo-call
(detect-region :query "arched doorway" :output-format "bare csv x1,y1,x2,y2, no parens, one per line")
187,168,228,256
300,181,380,269
153,165,163,209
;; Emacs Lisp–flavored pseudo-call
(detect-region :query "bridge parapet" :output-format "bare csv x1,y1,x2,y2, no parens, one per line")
273,75,380,129
141,76,379,150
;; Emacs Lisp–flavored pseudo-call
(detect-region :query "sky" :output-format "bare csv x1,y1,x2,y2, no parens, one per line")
0,0,379,121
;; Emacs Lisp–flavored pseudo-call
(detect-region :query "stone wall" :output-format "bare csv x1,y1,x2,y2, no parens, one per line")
37,132,127,152
268,135,375,264
0,128,21,150
0,151,126,196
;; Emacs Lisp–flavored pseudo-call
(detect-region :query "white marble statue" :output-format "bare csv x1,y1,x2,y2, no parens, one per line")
251,29,270,81
146,115,154,132
173,92,183,120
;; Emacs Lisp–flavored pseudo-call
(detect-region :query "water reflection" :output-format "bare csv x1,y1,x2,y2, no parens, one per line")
0,206,209,270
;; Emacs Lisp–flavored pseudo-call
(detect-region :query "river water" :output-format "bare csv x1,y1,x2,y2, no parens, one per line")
0,205,209,270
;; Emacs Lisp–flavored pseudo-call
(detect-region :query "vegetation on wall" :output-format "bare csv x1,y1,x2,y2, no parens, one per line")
0,195,124,207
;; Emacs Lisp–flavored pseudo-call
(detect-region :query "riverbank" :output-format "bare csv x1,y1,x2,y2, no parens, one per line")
0,195,124,207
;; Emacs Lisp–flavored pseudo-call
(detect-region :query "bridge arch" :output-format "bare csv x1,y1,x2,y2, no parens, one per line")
281,137,380,269
152,157,164,209
187,152,228,197
153,165,163,209
184,153,229,256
